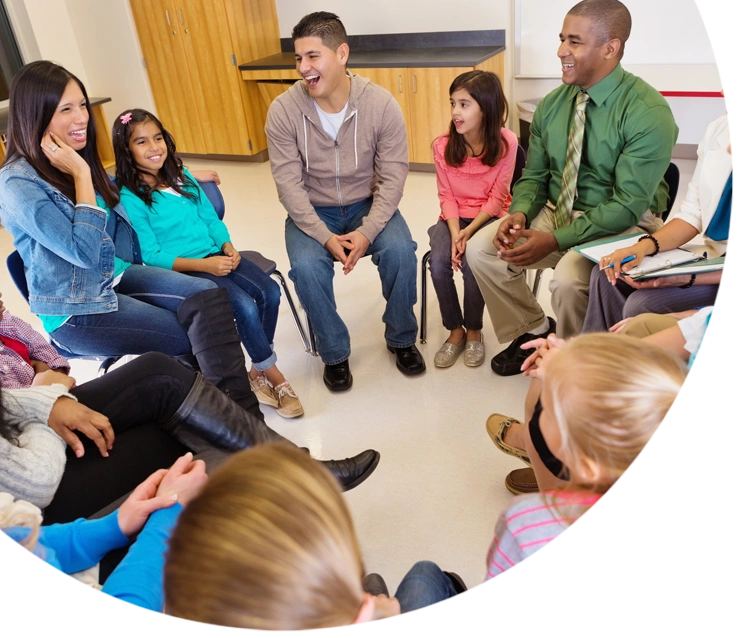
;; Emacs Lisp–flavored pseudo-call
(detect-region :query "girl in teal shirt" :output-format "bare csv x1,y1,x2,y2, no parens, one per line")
113,109,302,419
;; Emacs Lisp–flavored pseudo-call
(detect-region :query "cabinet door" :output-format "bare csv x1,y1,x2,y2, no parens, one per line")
129,0,206,154
407,67,470,163
177,0,253,155
355,67,414,162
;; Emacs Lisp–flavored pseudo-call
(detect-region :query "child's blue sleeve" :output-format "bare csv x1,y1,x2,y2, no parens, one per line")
119,188,179,270
101,503,183,612
37,512,130,574
184,169,232,249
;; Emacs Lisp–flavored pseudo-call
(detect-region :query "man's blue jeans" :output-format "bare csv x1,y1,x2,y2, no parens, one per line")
395,561,458,613
285,198,418,365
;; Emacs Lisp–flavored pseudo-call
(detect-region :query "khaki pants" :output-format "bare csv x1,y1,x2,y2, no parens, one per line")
466,203,662,342
620,313,679,338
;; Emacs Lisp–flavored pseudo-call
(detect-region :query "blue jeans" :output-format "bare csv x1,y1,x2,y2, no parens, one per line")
189,256,281,370
285,198,418,365
395,561,458,613
50,264,218,356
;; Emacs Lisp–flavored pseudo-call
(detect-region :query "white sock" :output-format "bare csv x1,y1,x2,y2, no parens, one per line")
528,317,550,336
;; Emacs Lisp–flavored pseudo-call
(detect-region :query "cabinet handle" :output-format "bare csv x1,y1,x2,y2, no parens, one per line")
412,75,417,93
178,8,184,25
398,75,403,93
165,10,172,26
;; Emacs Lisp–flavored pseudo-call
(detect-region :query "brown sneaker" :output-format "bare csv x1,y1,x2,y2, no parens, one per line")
504,468,539,495
274,382,304,418
249,374,278,408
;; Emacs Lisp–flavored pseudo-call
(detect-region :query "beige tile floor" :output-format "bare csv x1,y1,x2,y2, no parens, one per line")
0,155,695,593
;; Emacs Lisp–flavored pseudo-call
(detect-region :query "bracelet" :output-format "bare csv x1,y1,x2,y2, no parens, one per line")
679,274,697,289
638,234,660,257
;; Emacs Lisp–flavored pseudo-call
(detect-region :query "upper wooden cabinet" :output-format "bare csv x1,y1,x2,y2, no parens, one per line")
129,0,280,156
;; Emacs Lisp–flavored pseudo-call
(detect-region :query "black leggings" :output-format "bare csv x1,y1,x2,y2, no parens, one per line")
42,352,196,525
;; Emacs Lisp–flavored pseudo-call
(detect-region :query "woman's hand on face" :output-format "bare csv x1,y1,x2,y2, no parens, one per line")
599,245,645,285
40,132,89,179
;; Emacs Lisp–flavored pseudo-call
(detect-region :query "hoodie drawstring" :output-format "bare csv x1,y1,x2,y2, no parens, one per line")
353,110,358,170
302,114,309,171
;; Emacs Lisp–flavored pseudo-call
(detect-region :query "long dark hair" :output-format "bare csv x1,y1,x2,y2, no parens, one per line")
443,70,509,169
113,108,198,207
3,61,119,208
0,390,21,446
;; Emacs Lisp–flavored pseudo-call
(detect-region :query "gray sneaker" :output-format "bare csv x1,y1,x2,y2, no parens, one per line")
464,334,485,367
434,339,465,368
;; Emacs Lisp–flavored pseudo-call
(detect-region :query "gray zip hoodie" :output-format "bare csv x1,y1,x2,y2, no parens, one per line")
265,73,409,245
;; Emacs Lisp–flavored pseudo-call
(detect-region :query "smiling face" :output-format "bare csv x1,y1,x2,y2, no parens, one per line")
450,88,484,143
294,36,349,107
128,120,167,176
558,14,616,89
47,80,89,150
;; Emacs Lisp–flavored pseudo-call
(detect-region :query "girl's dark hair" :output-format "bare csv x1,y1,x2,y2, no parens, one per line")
113,108,198,207
3,61,119,208
443,70,509,169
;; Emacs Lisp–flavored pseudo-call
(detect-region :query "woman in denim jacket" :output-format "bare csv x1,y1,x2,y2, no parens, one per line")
0,61,262,417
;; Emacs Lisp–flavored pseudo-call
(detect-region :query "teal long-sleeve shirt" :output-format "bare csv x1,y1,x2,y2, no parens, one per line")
120,169,232,270
512,64,679,250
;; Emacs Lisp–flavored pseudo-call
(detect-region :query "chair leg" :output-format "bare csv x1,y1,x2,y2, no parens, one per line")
97,356,121,376
306,313,317,357
532,269,544,300
272,270,317,356
420,250,431,344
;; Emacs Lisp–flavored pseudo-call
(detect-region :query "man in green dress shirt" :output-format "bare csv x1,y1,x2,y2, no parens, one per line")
467,0,678,376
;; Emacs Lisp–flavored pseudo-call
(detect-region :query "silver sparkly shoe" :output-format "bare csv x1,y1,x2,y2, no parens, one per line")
434,339,466,368
464,334,485,367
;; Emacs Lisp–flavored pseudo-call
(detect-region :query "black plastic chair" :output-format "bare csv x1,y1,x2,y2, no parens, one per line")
419,144,527,343
530,161,681,299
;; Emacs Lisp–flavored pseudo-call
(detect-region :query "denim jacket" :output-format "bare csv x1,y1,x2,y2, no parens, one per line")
0,157,142,315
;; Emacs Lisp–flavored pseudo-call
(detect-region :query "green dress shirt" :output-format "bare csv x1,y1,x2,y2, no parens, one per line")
511,64,678,250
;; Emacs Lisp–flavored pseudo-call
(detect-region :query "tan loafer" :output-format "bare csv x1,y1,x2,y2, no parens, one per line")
434,339,465,368
249,374,278,407
274,382,304,418
485,413,531,466
464,334,485,367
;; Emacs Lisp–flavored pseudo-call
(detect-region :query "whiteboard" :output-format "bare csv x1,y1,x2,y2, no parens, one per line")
515,0,717,78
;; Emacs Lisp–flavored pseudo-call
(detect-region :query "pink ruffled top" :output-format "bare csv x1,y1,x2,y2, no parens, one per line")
433,128,518,220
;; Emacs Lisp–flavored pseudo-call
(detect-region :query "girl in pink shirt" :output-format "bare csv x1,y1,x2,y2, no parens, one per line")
429,71,518,368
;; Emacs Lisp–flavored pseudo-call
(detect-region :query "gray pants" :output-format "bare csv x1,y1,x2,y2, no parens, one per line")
429,217,492,331
581,265,719,333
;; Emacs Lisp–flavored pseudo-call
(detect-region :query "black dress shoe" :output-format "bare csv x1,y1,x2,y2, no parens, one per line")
386,344,426,376
443,571,467,594
319,449,380,491
491,317,556,377
363,573,390,596
323,360,353,391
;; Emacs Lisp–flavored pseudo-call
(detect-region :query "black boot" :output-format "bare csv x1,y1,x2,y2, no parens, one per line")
161,373,286,453
177,287,264,420
301,447,380,492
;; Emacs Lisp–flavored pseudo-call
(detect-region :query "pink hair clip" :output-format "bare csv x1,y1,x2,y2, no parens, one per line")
120,112,133,124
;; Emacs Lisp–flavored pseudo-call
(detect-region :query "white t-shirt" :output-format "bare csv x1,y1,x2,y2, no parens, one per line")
314,100,348,140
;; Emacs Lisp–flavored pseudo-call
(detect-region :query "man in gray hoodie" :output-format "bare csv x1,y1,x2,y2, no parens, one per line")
266,12,425,392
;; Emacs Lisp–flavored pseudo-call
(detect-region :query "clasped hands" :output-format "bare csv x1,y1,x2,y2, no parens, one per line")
493,212,558,267
325,231,370,275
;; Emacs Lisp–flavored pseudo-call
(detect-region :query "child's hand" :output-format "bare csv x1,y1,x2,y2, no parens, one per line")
221,242,241,270
47,397,114,458
155,452,208,507
32,370,76,389
117,468,177,538
452,227,472,270
372,594,401,620
188,169,221,185
520,333,565,378
204,256,233,276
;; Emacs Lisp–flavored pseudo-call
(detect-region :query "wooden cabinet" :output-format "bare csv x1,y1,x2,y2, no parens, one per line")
359,53,505,163
129,0,279,156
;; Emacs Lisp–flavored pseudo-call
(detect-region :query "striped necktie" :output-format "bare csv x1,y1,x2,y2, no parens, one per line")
553,90,590,229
